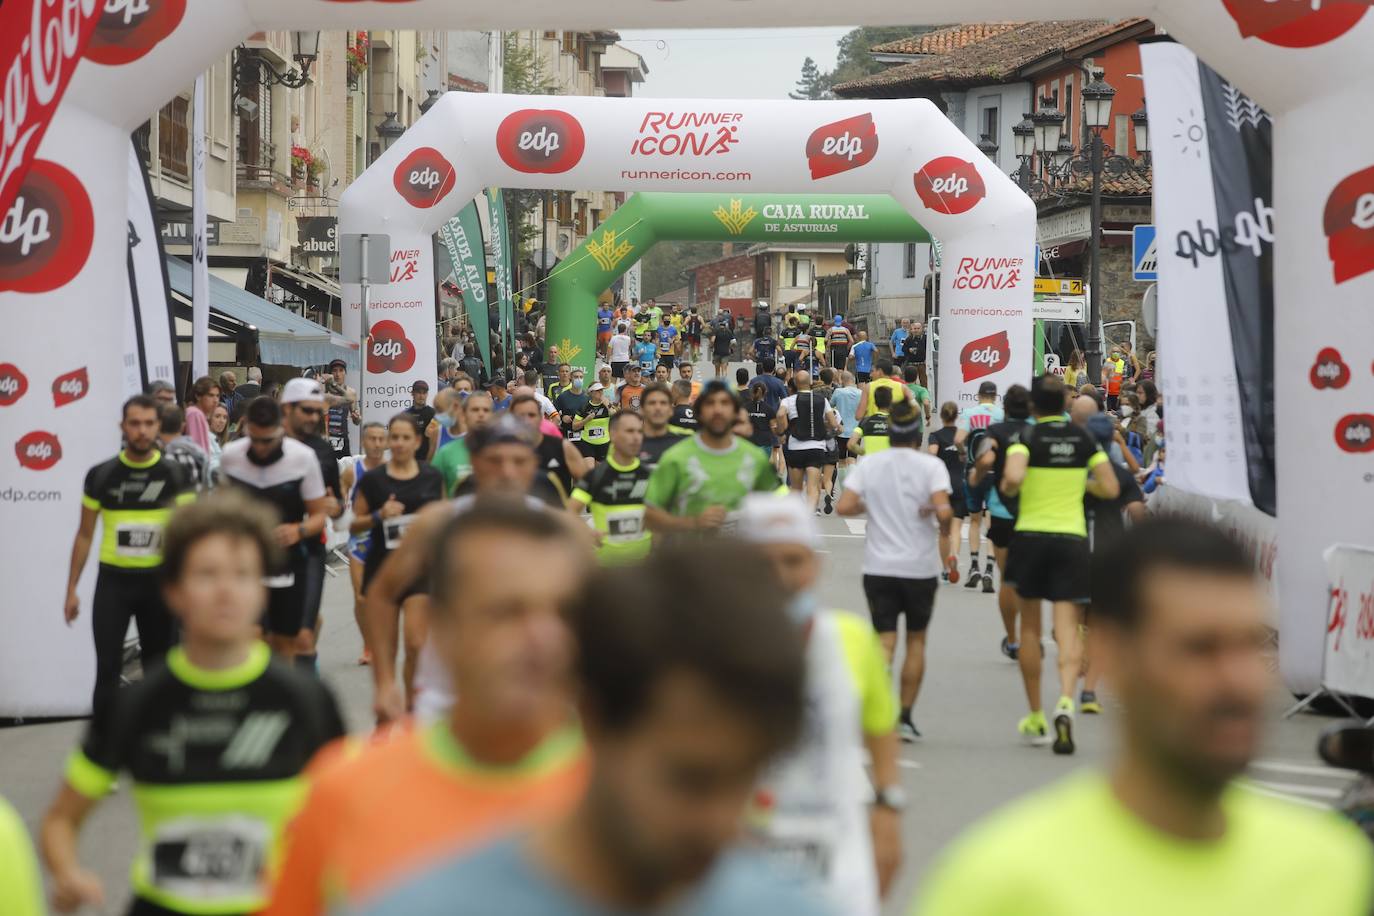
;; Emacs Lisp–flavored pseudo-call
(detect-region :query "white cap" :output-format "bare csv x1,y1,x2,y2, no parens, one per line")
280,377,325,405
588,382,606,392
736,493,822,550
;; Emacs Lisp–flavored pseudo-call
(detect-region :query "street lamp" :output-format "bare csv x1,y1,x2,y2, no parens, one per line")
233,30,321,93
419,89,442,114
1012,115,1035,191
1131,103,1151,161
1030,97,1064,177
1081,69,1117,384
376,111,405,152
976,133,999,161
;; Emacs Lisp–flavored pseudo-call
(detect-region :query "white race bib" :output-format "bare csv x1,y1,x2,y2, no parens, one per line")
115,523,163,558
150,815,269,901
383,512,417,550
604,507,645,543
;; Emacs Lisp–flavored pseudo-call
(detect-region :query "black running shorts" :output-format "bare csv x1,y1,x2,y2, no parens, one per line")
863,575,937,634
1006,533,1091,603
988,516,1017,550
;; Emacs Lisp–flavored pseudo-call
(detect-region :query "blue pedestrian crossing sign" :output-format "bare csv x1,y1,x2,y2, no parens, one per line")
1133,225,1158,281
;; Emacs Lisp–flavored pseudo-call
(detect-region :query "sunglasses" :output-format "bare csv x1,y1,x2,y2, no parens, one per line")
294,406,324,418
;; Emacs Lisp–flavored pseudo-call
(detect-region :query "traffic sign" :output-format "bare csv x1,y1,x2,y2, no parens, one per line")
1133,225,1158,281
1034,277,1084,295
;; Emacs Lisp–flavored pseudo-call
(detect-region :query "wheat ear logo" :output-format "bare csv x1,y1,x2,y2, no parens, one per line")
713,199,759,236
556,337,583,365
587,230,635,272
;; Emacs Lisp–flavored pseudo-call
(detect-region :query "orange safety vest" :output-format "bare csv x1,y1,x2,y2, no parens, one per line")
1106,358,1126,395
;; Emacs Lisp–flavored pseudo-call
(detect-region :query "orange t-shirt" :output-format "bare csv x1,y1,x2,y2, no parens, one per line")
261,720,587,915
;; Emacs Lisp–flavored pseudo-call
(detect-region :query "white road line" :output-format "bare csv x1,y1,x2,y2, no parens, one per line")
844,518,866,536
1237,781,1331,810
898,759,922,770
1251,759,1356,779
1243,779,1344,800
822,534,865,539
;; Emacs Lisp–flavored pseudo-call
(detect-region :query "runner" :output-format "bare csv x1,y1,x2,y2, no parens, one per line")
569,411,653,565
608,322,633,379
344,542,826,916
487,375,512,412
903,364,933,433
634,329,659,378
776,370,839,515
424,388,464,462
745,380,777,457
43,491,345,916
637,382,690,469
510,393,591,500
850,385,894,457
711,313,737,378
684,307,705,363
432,391,494,497
616,363,647,413
826,315,855,373
645,381,784,534
999,375,1119,753
349,413,444,708
340,421,387,665
218,396,330,662
546,363,573,401
676,359,703,400
656,313,681,370
956,381,1004,591
851,331,876,383
781,314,802,370
596,302,615,358
830,371,862,492
812,368,841,513
926,405,968,561
267,499,592,915
837,400,956,741
554,367,591,441
750,324,779,374
856,359,913,419
738,494,903,915
670,379,700,433
572,382,613,463
917,519,1374,916
65,394,196,729
323,357,359,460
968,385,1032,658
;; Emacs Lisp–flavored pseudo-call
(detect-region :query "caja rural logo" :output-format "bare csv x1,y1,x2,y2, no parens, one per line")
0,159,94,294
914,157,985,216
806,114,878,180
1222,0,1371,48
367,321,416,375
960,331,1010,383
85,0,186,66
497,109,586,174
393,147,456,209
1324,165,1374,284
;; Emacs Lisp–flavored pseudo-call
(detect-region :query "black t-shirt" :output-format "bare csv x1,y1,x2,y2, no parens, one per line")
296,434,342,555
537,434,574,498
671,404,699,432
358,465,444,584
929,426,966,499
747,399,774,447
326,406,351,459
1086,463,1144,551
554,390,591,437
979,420,1027,517
908,333,928,362
640,430,690,469
406,405,437,461
82,452,194,571
712,324,736,356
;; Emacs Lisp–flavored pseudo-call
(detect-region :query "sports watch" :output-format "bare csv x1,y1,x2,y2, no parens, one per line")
874,785,908,811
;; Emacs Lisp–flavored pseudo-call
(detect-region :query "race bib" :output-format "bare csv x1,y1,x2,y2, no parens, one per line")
567,429,582,442
719,511,742,536
760,836,833,881
329,435,347,452
115,523,163,558
383,513,417,550
605,507,645,543
150,815,269,901
263,572,295,589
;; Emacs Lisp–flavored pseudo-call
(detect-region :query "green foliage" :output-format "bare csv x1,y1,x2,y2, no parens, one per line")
640,241,728,300
789,56,831,100
793,26,945,93
503,33,558,96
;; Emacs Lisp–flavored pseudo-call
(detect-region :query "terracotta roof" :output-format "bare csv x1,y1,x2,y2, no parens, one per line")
870,23,1023,56
1054,166,1152,198
834,19,1144,97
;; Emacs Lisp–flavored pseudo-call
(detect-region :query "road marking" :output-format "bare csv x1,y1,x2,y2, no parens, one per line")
1251,759,1355,779
898,759,922,770
845,519,866,536
822,534,865,539
1238,781,1331,809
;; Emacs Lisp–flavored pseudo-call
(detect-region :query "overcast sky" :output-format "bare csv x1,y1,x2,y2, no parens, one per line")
616,28,853,100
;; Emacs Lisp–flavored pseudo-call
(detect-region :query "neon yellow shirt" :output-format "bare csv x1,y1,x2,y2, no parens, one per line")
0,797,43,916
916,772,1374,916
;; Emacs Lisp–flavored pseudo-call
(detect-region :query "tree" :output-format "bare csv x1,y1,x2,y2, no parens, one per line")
499,34,559,272
640,242,727,300
797,26,946,92
789,56,831,100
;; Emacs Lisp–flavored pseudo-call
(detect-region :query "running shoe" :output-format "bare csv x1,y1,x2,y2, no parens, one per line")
899,720,921,742
1053,696,1076,755
1018,712,1050,747
1001,637,1020,661
944,555,960,584
981,568,996,593
964,569,982,589
1080,691,1102,715
823,493,834,515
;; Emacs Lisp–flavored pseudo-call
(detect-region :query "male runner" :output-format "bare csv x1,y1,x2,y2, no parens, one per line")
65,394,195,726
781,314,802,370
645,381,784,534
850,385,894,457
637,382,690,469
656,314,681,370
903,364,933,431
927,402,968,583
406,380,436,462
45,492,345,916
634,329,658,378
918,519,1374,916
267,500,592,915
432,391,494,497
608,322,634,379
511,393,592,500
596,302,615,358
711,313,737,378
684,307,705,363
218,396,330,662
776,370,839,515
826,315,855,372
750,324,779,373
677,359,703,400
830,371,862,491
999,375,1119,753
425,388,464,461
856,359,913,420
969,385,1032,657
572,382,613,463
341,421,387,664
838,401,956,740
617,363,647,413
738,494,903,915
348,542,827,916
670,379,700,433
851,331,876,383
569,411,653,565
554,367,591,441
956,381,1004,590
546,363,573,401
323,357,359,460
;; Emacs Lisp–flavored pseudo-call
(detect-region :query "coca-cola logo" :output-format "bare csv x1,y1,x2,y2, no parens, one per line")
1335,414,1374,453
52,366,88,407
806,114,879,180
15,430,61,470
0,0,99,219
960,331,1010,383
1323,165,1374,284
0,363,29,406
1311,348,1351,390
367,320,416,374
496,109,586,174
1222,0,1370,48
0,159,94,294
392,147,456,209
84,0,186,66
953,256,1024,291
914,157,986,216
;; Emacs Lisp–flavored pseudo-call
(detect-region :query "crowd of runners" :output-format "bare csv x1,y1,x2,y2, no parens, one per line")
2,304,1370,916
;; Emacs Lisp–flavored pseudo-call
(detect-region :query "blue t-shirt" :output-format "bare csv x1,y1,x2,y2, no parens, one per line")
657,325,679,355
597,308,614,332
352,835,835,916
634,341,658,372
890,328,909,358
829,385,863,437
851,340,876,373
755,373,789,416
752,336,778,365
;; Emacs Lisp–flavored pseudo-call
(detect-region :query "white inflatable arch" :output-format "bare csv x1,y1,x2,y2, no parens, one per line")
1,0,1368,714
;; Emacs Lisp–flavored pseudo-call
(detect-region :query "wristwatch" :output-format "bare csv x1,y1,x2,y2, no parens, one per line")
298,522,309,540
873,785,907,812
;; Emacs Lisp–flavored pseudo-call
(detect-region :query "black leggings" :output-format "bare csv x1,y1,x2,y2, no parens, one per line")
91,566,176,722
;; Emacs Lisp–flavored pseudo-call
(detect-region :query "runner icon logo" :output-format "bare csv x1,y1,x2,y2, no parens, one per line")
1311,348,1351,390
0,364,28,407
0,160,95,294
960,331,1010,383
806,114,878,180
1335,414,1374,454
15,431,61,471
367,320,417,374
1221,0,1369,48
85,0,187,66
1323,165,1374,284
393,147,457,209
497,109,586,174
52,367,89,407
914,157,986,216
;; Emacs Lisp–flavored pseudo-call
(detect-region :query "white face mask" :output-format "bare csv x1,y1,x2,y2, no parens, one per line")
1121,406,1134,417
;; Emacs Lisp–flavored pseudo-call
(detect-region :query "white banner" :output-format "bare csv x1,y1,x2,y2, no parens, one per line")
191,73,209,380
1148,484,1278,605
1322,545,1374,700
125,141,177,397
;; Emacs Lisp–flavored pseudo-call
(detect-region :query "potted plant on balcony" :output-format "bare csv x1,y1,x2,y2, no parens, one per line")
290,145,313,187
305,151,325,192
347,33,369,89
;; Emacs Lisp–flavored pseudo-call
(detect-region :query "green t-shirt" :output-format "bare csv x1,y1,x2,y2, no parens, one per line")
916,772,1374,916
0,796,43,916
431,437,472,497
645,435,784,523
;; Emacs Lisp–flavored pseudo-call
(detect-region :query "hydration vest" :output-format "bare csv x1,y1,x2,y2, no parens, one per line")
789,391,827,443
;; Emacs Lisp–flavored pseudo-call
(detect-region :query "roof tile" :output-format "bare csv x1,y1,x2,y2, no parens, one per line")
870,23,1023,56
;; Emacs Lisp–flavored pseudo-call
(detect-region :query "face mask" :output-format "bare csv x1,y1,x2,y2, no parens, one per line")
1156,435,1165,448
1120,406,1134,417
785,591,819,626
572,378,585,390
437,412,458,429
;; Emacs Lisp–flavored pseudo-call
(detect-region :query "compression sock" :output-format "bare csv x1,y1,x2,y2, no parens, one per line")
900,705,913,725
294,653,319,676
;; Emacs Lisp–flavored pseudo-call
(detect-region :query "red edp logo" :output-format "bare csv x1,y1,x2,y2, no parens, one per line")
393,147,456,209
1221,0,1369,48
367,320,417,374
1310,348,1351,390
85,0,186,66
0,160,94,294
806,114,878,180
15,431,61,470
0,364,29,406
496,109,586,174
52,367,89,407
960,331,1010,383
914,157,986,216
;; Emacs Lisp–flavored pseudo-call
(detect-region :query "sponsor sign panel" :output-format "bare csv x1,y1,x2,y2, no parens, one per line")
1323,545,1374,700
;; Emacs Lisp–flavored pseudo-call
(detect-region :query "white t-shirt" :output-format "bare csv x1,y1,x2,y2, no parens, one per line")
780,392,837,451
844,448,951,579
608,334,633,363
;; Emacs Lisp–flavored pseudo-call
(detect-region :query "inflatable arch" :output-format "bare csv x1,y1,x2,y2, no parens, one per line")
545,193,931,364
1,0,1370,714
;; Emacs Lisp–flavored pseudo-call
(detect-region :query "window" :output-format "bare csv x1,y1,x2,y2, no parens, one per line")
236,60,273,177
158,96,190,179
787,257,813,288
1115,113,1130,155
981,105,999,150
1063,74,1075,143
904,243,918,279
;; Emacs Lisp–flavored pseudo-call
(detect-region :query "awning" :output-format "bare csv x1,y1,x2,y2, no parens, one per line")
209,266,249,289
270,263,342,312
166,256,357,369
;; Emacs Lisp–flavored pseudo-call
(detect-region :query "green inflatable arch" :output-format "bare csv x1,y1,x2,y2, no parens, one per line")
546,193,930,371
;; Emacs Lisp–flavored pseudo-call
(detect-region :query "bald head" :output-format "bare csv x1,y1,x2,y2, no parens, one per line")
794,370,812,390
433,388,460,413
1070,395,1100,427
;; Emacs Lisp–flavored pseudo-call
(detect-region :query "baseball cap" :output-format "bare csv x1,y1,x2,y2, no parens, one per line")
486,375,508,389
411,379,430,392
328,358,348,370
978,381,999,397
466,414,537,453
588,382,605,392
280,377,325,405
736,493,822,550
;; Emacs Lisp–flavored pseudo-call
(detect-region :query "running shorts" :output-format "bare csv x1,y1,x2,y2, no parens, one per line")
863,575,937,634
611,361,628,379
1006,533,1092,603
988,516,1017,549
964,479,991,514
785,446,829,470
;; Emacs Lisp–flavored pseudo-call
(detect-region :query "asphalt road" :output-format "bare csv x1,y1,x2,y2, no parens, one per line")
0,398,1350,915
